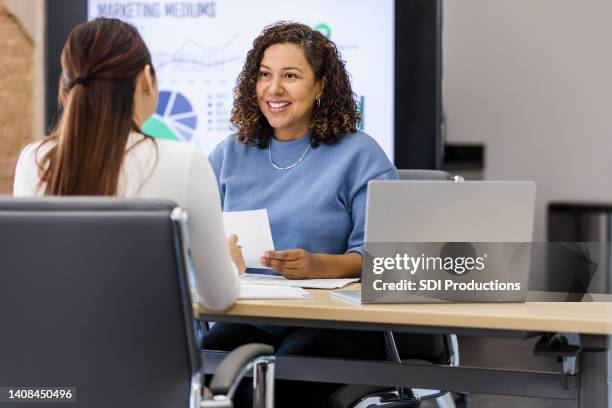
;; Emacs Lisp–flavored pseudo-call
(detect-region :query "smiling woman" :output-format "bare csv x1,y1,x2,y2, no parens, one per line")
231,22,360,149
256,42,323,141
204,22,398,408
211,22,395,281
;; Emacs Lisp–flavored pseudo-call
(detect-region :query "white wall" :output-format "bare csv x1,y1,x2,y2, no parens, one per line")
444,0,612,241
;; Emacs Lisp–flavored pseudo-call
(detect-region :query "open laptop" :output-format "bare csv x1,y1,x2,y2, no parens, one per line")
357,180,536,303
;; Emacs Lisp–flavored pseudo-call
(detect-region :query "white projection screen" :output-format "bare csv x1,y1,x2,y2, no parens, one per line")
88,0,395,160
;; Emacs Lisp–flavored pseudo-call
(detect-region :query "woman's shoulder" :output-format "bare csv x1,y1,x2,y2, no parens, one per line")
339,130,383,149
211,134,249,155
209,134,253,166
153,136,198,154
13,139,51,196
123,135,214,198
333,131,398,180
132,134,200,162
21,139,44,151
15,139,53,171
125,135,204,183
336,131,391,163
20,139,50,157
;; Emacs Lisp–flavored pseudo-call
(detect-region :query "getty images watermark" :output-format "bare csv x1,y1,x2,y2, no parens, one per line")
362,242,604,303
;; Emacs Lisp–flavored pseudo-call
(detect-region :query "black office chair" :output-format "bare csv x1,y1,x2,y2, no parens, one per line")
0,197,274,408
396,169,463,182
324,170,463,408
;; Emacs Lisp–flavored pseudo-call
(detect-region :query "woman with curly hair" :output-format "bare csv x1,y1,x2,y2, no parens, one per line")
204,22,398,407
212,21,398,279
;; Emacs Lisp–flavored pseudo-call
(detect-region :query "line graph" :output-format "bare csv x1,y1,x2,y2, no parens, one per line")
153,34,243,73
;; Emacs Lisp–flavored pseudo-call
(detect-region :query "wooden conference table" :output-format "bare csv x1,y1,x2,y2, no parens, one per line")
196,284,612,407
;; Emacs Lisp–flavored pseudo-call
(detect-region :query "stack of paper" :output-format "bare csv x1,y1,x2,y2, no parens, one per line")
239,284,312,300
241,273,359,289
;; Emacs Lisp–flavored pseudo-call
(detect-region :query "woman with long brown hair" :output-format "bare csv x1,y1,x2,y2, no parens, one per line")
13,18,242,311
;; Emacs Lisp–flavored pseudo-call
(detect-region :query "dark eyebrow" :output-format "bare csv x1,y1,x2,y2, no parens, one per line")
283,67,304,74
259,64,304,74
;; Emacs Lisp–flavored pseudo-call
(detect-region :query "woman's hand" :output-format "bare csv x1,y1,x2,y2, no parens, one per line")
261,249,320,279
227,234,246,274
261,250,362,279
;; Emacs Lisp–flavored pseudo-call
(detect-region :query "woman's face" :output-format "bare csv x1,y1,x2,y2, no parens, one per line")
256,43,322,140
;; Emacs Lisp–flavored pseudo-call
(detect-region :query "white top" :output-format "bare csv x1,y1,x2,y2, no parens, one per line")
13,133,240,311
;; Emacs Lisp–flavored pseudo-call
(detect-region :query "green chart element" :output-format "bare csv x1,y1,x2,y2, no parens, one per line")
141,117,180,141
314,23,332,38
143,90,198,142
356,95,365,131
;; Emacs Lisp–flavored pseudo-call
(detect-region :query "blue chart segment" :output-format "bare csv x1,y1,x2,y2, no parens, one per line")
144,90,198,142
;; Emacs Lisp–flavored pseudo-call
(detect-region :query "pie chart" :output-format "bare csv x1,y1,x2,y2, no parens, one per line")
142,90,198,142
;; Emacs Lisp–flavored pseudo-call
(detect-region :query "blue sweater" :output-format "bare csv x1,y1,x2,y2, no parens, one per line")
209,131,398,258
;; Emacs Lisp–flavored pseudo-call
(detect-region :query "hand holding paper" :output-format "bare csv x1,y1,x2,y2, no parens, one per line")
222,209,275,269
261,248,318,279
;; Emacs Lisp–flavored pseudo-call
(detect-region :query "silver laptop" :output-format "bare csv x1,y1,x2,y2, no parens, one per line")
360,180,536,303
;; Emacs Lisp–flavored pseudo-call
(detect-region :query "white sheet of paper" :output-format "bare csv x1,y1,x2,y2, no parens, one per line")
331,289,362,304
239,284,313,300
240,273,360,289
222,209,275,269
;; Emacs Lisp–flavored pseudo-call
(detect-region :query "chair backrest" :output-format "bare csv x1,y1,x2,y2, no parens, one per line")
0,198,200,408
397,169,453,181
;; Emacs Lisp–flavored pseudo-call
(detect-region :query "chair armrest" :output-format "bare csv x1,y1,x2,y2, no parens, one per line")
209,343,274,395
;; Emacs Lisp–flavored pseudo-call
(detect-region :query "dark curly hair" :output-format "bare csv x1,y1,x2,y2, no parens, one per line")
231,22,360,148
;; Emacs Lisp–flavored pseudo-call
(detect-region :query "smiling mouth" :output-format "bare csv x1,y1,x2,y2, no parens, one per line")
266,101,291,113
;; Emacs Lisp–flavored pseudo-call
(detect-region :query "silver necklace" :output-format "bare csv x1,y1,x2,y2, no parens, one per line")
268,141,311,170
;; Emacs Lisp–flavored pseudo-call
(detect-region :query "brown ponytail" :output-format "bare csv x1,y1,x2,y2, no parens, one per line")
38,18,155,195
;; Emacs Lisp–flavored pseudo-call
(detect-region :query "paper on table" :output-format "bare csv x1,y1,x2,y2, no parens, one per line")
239,284,313,300
331,289,362,304
222,209,275,269
240,273,359,289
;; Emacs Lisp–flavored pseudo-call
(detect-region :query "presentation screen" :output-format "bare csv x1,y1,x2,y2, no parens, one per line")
87,0,395,159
